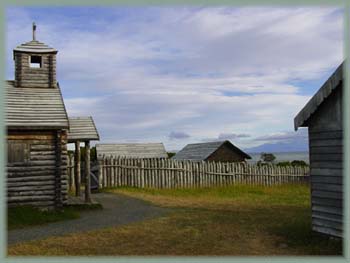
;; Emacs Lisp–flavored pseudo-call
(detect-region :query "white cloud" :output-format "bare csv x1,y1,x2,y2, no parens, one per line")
6,6,344,151
169,131,191,140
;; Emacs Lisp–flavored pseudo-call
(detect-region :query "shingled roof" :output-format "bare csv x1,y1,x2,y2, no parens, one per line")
294,63,343,130
5,81,69,130
67,116,99,142
173,140,251,161
13,40,57,54
96,143,168,160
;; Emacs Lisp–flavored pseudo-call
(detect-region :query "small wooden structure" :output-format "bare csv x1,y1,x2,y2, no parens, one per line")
172,140,251,162
67,116,99,203
96,143,168,160
294,63,343,238
6,23,69,208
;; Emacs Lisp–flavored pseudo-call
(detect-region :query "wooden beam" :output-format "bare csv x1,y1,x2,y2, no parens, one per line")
85,141,91,203
55,130,63,208
74,140,81,196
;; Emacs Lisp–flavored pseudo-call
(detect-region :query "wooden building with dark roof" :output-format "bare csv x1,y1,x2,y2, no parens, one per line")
172,140,251,162
67,116,100,201
294,62,343,238
6,23,69,209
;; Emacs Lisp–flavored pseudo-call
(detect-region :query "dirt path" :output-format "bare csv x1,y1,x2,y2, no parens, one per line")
8,192,168,245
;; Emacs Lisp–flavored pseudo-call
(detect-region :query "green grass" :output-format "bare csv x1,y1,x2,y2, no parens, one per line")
102,183,310,207
8,206,79,230
269,210,342,254
8,184,342,256
8,204,102,230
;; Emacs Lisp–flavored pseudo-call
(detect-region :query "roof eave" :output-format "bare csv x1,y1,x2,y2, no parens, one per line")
222,140,252,159
7,125,69,131
293,62,344,130
67,137,100,143
13,49,58,53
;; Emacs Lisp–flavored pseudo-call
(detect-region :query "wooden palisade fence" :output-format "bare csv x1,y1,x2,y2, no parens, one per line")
67,156,309,190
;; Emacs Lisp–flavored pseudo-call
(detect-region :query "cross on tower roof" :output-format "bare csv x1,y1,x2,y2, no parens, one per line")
13,22,57,54
32,22,36,41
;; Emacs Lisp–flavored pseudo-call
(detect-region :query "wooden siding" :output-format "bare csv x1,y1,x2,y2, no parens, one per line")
96,143,168,160
67,116,99,142
5,81,69,129
7,131,68,208
309,129,343,238
307,84,343,238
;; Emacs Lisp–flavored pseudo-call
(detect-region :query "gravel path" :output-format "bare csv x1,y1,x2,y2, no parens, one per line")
8,192,168,245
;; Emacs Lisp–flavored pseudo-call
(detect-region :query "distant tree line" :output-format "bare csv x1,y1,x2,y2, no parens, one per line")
167,152,176,158
257,152,308,167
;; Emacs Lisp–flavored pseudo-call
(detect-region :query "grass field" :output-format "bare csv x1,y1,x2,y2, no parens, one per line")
8,184,342,256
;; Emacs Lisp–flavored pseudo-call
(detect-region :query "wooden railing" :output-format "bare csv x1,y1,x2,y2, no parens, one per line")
68,156,309,190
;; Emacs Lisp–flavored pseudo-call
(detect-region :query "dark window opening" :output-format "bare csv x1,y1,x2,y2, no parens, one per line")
7,141,30,163
30,55,42,68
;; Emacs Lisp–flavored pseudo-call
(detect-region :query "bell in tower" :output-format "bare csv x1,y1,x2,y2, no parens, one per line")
13,22,58,88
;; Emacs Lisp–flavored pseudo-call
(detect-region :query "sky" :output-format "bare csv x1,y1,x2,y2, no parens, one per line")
5,6,344,152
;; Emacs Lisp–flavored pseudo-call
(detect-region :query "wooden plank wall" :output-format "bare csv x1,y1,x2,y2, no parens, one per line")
68,156,310,190
309,130,343,237
7,131,68,208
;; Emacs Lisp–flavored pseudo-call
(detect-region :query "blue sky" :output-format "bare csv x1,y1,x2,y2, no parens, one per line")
5,6,344,152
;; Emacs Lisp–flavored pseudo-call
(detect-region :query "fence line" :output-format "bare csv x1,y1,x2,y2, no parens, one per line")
67,156,309,190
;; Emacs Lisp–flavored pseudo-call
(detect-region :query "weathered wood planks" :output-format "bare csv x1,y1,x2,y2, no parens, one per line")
76,156,309,190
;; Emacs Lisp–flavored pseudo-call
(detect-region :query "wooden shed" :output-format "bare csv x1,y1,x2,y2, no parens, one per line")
96,143,168,160
67,116,99,201
5,24,69,208
172,140,251,162
294,63,343,238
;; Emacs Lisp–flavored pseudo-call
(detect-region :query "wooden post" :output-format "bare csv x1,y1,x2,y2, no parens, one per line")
71,155,75,190
98,158,103,189
74,141,81,196
113,157,117,187
68,155,73,192
85,141,91,203
55,130,63,208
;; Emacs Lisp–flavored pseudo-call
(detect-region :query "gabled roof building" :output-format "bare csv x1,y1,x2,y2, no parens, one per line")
96,143,168,160
173,140,251,162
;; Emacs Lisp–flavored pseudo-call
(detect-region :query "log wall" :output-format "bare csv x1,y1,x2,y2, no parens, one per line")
7,130,68,208
14,52,57,88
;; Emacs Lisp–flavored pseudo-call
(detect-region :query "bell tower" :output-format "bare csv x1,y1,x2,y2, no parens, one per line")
14,22,58,88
